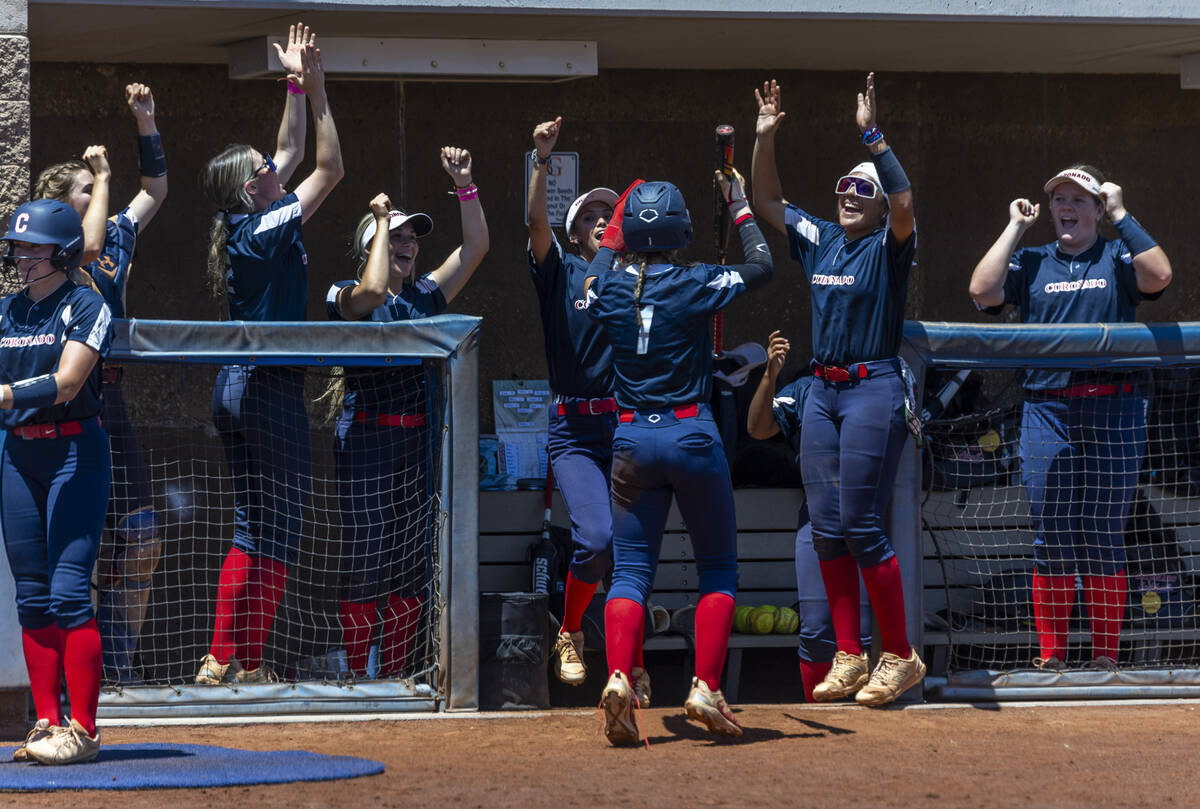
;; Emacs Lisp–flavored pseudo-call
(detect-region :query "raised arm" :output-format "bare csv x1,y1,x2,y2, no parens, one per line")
747,330,787,440
271,23,312,185
857,72,914,245
123,83,168,230
969,199,1038,309
78,145,111,268
287,32,345,224
428,147,489,304
751,80,788,235
1101,182,1172,295
718,167,772,290
336,193,392,320
527,117,561,265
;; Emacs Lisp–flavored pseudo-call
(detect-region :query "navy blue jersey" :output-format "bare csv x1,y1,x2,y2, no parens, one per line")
583,218,771,408
771,374,814,463
528,238,614,399
326,276,446,413
988,236,1163,390
226,192,307,322
785,205,916,367
0,281,112,428
86,207,138,318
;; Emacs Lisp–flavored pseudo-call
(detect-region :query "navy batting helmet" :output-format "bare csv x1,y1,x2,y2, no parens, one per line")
3,199,85,271
622,181,692,252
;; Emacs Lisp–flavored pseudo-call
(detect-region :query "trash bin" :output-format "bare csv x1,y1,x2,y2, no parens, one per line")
479,592,550,709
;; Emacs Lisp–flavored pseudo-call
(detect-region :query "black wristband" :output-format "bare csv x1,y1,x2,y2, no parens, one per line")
10,374,58,410
138,133,167,178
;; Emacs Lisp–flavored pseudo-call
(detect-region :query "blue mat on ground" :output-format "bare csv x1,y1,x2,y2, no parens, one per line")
0,743,385,790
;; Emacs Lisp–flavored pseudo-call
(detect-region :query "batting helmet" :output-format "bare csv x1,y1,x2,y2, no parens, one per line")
622,181,692,252
3,199,85,271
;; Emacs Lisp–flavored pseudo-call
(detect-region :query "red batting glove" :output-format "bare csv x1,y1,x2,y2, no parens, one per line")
598,178,646,254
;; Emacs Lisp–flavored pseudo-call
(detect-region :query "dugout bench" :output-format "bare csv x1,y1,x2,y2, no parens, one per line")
478,488,808,702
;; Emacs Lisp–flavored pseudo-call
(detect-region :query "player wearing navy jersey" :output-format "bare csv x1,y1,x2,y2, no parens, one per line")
34,82,168,684
196,23,344,685
527,117,653,700
753,73,925,706
746,331,872,702
969,165,1172,669
583,171,771,745
328,153,487,680
0,199,113,764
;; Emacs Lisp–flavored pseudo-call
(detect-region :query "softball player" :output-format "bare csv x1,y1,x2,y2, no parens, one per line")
583,171,772,745
34,82,168,684
328,150,487,680
0,199,113,764
746,331,872,702
752,73,925,706
969,166,1172,669
196,22,344,684
527,117,650,702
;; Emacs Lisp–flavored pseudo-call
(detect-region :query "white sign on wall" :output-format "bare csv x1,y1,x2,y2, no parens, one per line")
524,151,579,229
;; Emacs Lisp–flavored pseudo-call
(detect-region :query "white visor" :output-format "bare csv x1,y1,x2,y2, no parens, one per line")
1043,168,1102,198
564,187,619,234
360,210,434,256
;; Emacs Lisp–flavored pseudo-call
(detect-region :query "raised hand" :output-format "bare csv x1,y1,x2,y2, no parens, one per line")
125,83,155,122
441,146,473,187
856,72,878,133
755,80,786,136
1099,182,1126,222
532,117,562,159
766,330,790,378
369,192,392,220
274,22,313,76
1009,198,1040,229
82,145,111,180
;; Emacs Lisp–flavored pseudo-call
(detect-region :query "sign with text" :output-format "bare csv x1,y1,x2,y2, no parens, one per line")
524,151,579,229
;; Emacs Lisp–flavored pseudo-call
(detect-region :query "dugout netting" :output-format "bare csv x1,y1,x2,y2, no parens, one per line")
905,321,1200,699
94,317,480,718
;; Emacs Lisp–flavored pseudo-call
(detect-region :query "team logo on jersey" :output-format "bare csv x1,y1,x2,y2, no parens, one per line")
1044,278,1107,294
0,334,55,348
812,274,855,286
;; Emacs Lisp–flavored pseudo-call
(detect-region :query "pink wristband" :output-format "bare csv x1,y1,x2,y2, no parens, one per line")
287,81,305,96
454,183,478,201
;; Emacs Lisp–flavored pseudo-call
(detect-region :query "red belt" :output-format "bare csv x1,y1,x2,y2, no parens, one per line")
353,410,426,427
556,397,618,416
1046,384,1134,398
813,363,870,382
102,365,123,385
618,403,700,423
11,420,86,440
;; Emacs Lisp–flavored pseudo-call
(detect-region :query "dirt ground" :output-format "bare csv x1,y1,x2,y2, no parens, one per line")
2,701,1199,808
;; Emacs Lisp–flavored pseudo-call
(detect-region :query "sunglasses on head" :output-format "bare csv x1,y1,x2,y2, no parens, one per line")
834,175,879,199
246,153,276,182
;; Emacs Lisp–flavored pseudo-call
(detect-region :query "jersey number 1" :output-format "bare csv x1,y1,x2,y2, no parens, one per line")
636,305,654,355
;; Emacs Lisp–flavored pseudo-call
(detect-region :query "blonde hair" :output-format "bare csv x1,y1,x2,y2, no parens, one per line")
34,161,88,204
198,145,256,299
351,211,375,280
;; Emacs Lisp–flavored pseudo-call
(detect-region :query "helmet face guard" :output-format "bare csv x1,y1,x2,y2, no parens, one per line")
622,181,692,252
2,199,85,274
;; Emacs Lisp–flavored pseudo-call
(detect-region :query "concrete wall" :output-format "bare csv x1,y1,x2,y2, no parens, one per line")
29,65,1200,430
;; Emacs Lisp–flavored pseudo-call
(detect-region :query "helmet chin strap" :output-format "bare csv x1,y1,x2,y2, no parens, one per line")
21,258,65,288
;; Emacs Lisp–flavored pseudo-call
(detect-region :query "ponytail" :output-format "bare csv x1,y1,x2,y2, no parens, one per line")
633,257,648,332
206,213,231,299
198,144,256,302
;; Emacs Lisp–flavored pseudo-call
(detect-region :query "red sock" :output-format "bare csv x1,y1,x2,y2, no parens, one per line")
633,613,645,669
62,620,101,737
381,595,423,676
21,625,63,726
241,557,288,671
560,572,598,634
1032,572,1075,661
800,659,833,703
210,547,253,664
339,600,377,676
604,597,643,678
819,554,863,655
694,593,735,692
860,556,910,657
1084,572,1127,661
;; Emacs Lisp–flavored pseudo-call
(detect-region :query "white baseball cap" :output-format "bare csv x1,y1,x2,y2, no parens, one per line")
564,187,619,234
360,210,434,256
1043,168,1102,198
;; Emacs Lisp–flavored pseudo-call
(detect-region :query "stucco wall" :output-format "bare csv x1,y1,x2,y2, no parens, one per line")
29,65,1200,429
